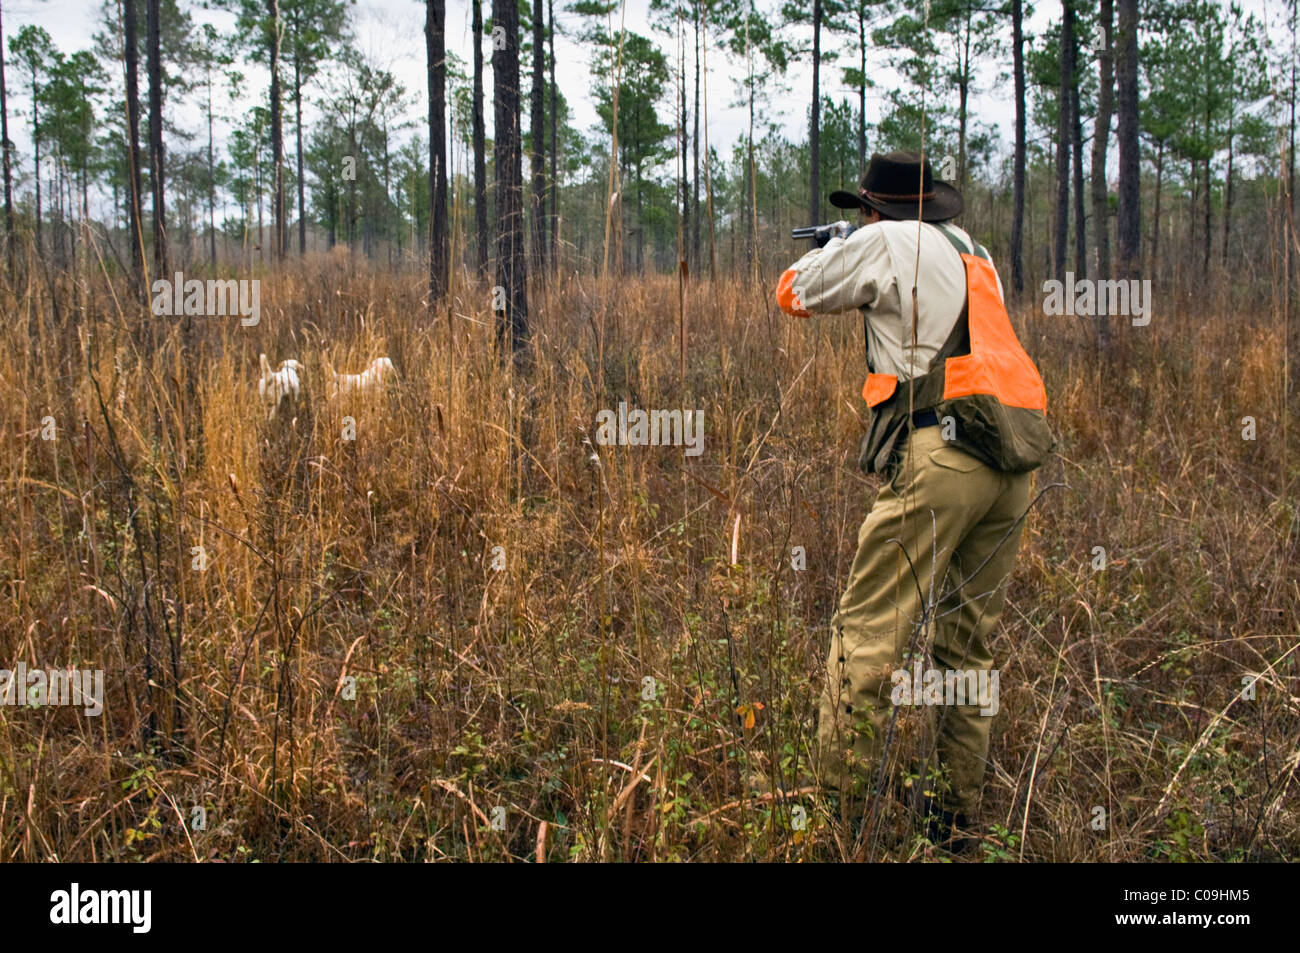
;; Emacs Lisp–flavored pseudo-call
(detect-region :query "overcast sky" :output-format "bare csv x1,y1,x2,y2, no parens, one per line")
1,0,1288,212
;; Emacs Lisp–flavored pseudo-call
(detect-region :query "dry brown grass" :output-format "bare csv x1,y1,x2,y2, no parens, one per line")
1,249,1297,861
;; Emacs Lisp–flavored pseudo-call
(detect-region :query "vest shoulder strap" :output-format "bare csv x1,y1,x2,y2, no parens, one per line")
935,223,990,262
929,225,974,366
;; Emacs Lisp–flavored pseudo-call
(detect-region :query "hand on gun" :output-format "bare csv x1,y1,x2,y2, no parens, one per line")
791,220,857,248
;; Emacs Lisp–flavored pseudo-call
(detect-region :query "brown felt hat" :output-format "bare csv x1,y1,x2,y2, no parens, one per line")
829,150,963,223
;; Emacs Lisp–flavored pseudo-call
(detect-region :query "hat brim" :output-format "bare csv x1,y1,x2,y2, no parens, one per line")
829,181,963,223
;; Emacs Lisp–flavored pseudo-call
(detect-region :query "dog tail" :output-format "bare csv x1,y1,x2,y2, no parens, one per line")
259,353,271,377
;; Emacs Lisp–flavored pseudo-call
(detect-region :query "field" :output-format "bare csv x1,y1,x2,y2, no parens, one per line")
2,250,1297,862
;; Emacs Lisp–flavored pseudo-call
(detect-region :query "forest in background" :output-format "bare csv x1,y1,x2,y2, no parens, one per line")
0,0,1295,310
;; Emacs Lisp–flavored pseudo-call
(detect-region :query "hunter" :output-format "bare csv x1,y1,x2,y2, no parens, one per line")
776,151,1054,850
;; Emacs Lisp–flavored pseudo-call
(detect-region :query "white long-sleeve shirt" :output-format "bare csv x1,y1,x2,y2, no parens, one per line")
777,220,999,380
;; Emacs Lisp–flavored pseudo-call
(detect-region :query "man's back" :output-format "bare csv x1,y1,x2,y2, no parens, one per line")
778,220,997,379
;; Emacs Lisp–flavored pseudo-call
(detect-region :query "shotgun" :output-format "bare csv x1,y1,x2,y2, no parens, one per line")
791,220,856,246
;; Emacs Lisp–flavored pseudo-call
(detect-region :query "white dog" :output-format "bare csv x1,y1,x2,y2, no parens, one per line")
259,353,303,419
328,356,396,398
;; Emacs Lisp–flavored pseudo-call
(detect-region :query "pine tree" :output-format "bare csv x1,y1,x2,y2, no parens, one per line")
493,0,528,348
472,0,488,274
147,0,166,274
1116,0,1140,279
427,0,448,302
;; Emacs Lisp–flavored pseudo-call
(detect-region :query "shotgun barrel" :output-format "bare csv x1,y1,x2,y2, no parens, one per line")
792,220,854,243
791,224,832,240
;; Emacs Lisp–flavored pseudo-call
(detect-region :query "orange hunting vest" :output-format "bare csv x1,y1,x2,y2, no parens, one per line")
857,226,1053,476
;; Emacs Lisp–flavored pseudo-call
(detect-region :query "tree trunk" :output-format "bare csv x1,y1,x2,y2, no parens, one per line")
636,156,644,272
28,66,40,258
327,182,336,248
1188,153,1198,280
858,8,866,176
809,0,822,229
1116,0,1140,279
958,4,970,189
1222,105,1234,267
427,0,448,304
268,0,284,261
345,122,355,250
1090,0,1113,283
384,124,392,266
1202,154,1211,275
1202,91,1212,274
1054,0,1072,282
530,0,546,275
1150,140,1163,281
472,0,488,275
493,0,528,348
295,55,306,254
1090,0,1113,350
748,69,757,275
679,17,687,278
692,4,700,271
148,0,166,276
1290,0,1296,219
0,0,13,274
207,65,217,268
1070,15,1085,279
256,134,264,263
125,0,145,285
702,8,716,282
549,0,558,274
1011,0,1026,294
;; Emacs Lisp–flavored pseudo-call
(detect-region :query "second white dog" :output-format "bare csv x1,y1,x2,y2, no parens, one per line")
328,356,396,398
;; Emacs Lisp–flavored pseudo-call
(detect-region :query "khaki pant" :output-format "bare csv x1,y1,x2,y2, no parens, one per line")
816,424,1030,815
